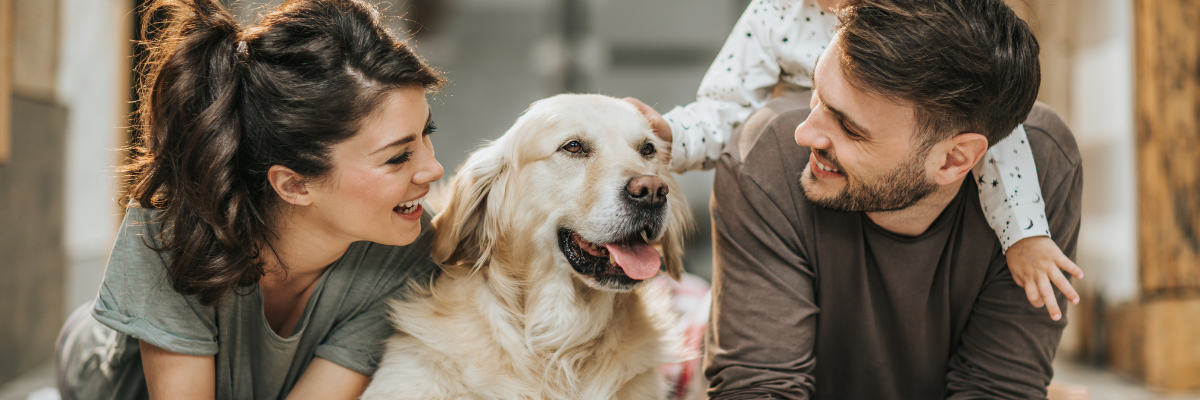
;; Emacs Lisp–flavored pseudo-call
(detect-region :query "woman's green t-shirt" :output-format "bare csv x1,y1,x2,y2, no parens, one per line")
65,207,438,400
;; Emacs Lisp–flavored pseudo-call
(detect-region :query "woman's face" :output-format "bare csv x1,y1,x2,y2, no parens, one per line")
306,87,443,247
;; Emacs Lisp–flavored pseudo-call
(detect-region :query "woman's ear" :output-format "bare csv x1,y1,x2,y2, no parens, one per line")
268,165,313,206
431,144,507,270
930,132,988,186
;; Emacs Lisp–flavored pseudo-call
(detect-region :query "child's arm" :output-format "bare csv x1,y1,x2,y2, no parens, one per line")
974,126,1083,320
657,1,790,173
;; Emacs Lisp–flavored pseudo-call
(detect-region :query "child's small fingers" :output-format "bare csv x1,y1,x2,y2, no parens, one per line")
1059,257,1084,279
1024,281,1043,307
1050,270,1080,305
1040,278,1061,320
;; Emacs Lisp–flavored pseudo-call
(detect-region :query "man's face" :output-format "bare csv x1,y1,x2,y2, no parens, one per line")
794,39,937,212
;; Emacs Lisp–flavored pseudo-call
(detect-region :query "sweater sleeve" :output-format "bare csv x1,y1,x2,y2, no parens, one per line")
663,0,782,173
971,125,1052,251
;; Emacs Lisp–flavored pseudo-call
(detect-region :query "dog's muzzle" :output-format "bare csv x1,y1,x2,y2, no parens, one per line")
557,175,671,291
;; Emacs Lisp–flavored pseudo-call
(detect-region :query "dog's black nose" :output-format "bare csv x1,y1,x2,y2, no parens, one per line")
625,175,668,207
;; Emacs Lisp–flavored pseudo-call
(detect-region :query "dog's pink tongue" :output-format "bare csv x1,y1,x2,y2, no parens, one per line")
604,243,660,280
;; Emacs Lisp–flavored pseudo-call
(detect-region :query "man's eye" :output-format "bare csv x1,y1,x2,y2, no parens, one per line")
562,140,583,153
640,142,656,156
839,123,863,141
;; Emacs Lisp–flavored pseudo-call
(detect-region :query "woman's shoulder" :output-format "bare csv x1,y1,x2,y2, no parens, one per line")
93,206,219,356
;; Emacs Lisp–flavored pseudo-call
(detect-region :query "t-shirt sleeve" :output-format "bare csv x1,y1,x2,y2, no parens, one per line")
944,104,1083,399
91,207,219,356
314,215,441,376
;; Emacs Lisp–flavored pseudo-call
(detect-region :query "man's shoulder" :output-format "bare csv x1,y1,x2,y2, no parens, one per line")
1022,102,1082,170
724,93,814,185
715,94,820,246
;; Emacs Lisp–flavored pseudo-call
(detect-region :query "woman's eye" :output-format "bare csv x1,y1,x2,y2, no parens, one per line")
386,151,412,165
640,142,656,156
562,140,583,154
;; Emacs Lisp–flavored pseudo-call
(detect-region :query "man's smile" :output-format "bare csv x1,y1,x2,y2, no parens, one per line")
809,151,844,179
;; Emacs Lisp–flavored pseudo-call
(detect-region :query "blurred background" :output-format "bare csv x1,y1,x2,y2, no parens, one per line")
0,0,1197,399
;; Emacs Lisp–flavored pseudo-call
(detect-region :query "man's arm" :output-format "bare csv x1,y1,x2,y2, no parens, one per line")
705,141,818,400
944,109,1083,398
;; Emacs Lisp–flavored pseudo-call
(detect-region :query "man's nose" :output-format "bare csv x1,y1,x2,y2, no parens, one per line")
795,116,833,150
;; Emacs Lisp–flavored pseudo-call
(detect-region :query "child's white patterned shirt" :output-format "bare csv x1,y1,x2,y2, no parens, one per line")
663,0,1049,250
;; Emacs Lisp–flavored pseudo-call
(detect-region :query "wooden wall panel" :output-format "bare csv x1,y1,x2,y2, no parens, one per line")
1143,299,1200,391
1135,0,1200,294
1,0,11,163
1108,299,1200,391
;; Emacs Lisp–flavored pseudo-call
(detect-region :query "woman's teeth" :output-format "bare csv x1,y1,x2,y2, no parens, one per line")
395,196,424,214
815,157,840,173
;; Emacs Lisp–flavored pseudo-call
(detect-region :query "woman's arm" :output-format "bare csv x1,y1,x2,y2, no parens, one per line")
139,340,216,400
285,357,371,400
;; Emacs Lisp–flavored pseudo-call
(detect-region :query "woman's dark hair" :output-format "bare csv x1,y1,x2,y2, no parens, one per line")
124,0,445,306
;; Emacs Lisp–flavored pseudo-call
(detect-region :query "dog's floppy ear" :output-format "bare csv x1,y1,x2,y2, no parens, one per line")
431,143,507,271
659,176,693,281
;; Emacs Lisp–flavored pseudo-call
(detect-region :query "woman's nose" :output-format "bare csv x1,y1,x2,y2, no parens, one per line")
412,143,444,185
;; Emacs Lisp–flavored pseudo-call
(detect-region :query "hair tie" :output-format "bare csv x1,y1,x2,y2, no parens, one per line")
236,40,248,58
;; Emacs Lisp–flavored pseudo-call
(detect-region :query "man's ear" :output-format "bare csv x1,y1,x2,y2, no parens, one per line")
929,133,988,185
267,165,313,206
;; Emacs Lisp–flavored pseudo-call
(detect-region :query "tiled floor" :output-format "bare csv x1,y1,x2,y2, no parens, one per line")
1052,360,1200,400
4,360,1198,400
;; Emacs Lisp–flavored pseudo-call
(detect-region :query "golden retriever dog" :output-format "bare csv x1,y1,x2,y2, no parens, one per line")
361,94,693,400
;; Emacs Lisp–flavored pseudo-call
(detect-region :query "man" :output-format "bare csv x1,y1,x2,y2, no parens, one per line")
704,0,1081,398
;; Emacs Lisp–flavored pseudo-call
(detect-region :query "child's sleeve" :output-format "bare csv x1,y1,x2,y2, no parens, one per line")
972,125,1051,251
663,1,782,173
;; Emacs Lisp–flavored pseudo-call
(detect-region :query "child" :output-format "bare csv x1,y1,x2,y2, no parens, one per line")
627,0,1082,320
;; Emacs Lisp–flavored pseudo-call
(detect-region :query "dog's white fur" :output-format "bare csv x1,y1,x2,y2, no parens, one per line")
361,94,692,400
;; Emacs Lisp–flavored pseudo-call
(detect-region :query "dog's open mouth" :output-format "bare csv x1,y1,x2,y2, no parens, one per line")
557,228,661,288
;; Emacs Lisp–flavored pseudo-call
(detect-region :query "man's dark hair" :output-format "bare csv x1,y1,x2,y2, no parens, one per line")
835,0,1040,148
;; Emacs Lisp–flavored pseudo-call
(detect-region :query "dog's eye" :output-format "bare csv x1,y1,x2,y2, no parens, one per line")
640,142,656,157
562,140,583,154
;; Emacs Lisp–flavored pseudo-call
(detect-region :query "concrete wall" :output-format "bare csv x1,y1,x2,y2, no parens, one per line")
0,96,68,386
57,0,131,315
0,0,68,386
0,0,128,386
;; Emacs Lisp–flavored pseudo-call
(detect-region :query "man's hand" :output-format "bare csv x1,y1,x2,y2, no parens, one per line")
623,97,673,143
1007,236,1083,321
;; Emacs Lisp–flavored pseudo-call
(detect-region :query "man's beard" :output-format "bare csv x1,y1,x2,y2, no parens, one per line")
800,148,937,212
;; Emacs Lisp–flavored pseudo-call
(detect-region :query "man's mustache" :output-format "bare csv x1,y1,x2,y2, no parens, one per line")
812,148,843,171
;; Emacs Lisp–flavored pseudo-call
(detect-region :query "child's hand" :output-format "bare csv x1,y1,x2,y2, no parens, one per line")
623,97,673,143
1007,236,1083,321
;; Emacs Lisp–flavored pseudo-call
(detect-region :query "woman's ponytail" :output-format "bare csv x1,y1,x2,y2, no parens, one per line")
127,0,267,306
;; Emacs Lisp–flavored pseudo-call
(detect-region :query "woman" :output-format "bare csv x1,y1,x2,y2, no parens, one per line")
54,0,445,398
